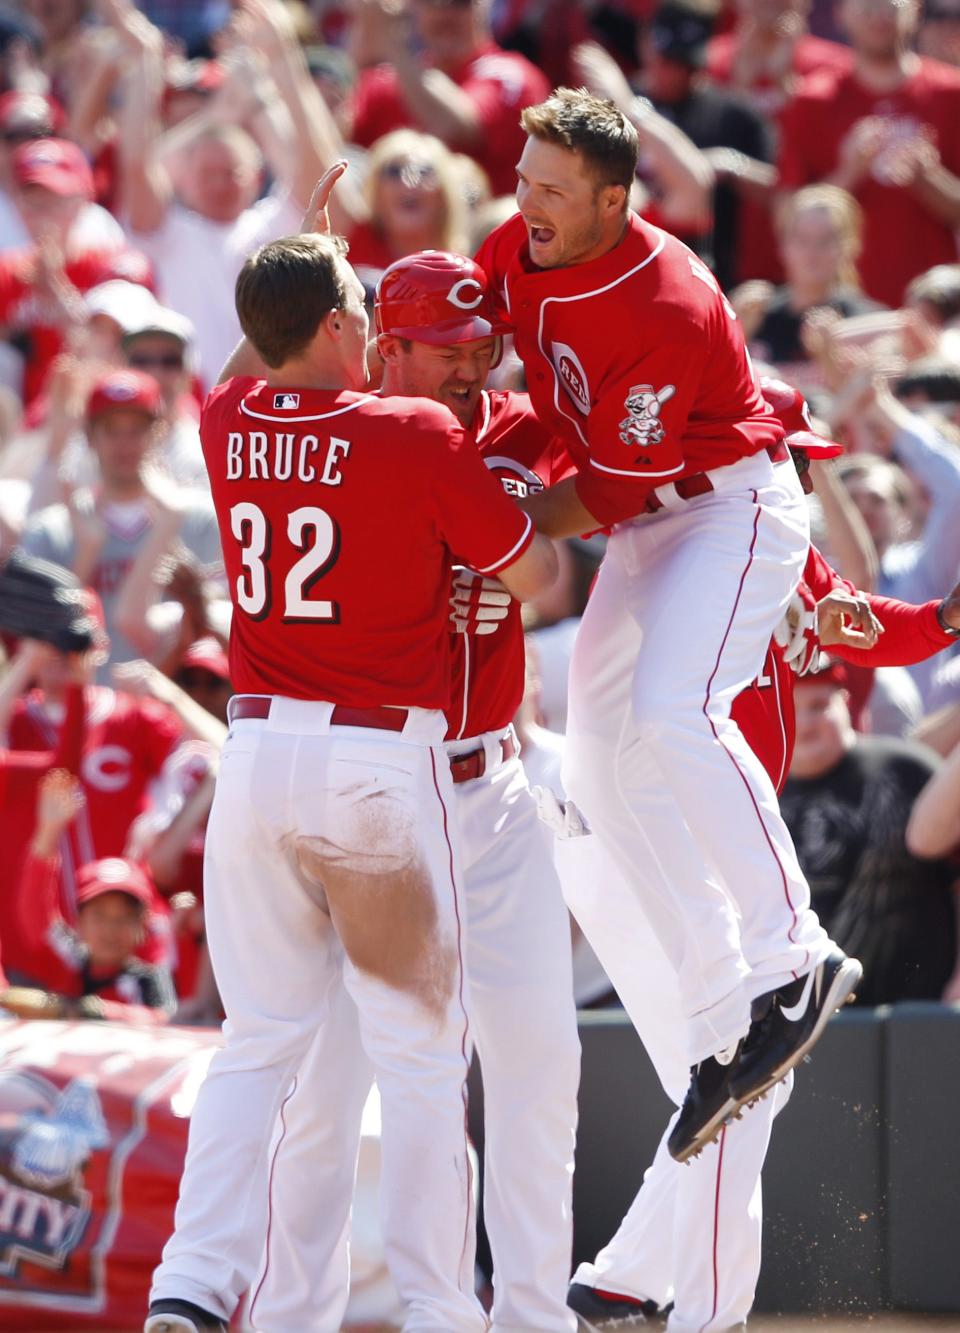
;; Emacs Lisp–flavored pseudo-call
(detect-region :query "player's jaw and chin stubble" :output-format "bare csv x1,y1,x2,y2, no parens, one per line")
524,210,610,270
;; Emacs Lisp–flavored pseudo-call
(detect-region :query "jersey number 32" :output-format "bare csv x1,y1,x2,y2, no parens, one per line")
230,501,340,623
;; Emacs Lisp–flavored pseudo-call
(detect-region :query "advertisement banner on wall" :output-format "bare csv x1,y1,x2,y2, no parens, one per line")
0,1018,220,1331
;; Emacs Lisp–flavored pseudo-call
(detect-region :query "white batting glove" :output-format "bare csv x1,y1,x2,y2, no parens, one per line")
773,583,820,676
531,785,591,839
450,568,512,636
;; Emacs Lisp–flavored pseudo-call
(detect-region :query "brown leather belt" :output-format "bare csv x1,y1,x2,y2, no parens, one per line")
449,732,518,784
230,696,408,731
644,440,790,514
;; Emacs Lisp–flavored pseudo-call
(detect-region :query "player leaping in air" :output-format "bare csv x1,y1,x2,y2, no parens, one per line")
476,87,862,1162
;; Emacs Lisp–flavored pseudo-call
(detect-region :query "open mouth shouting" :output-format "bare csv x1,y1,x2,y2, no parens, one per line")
527,222,557,249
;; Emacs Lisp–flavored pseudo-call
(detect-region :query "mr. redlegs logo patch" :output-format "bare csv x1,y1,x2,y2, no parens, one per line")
551,342,591,416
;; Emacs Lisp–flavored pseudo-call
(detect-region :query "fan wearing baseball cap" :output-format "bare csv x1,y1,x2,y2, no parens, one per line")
0,138,153,409
20,367,222,676
3,769,176,1024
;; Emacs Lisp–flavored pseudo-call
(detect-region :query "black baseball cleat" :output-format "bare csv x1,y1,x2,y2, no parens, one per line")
144,1298,228,1333
666,1041,741,1164
567,1280,662,1327
729,948,863,1106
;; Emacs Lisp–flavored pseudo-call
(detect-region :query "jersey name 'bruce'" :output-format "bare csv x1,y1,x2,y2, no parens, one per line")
225,430,351,485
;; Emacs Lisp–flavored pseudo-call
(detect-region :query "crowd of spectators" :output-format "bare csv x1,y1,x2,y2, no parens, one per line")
1,0,960,1025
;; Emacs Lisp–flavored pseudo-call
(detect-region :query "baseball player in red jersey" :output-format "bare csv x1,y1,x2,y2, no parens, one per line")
476,87,861,1161
147,172,558,1333
558,406,960,1332
248,253,581,1333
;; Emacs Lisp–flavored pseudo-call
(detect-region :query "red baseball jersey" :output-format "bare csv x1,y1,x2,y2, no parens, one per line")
706,32,852,122
778,59,960,307
731,545,956,793
476,212,783,526
447,389,574,741
2,686,180,975
202,378,535,707
349,43,549,195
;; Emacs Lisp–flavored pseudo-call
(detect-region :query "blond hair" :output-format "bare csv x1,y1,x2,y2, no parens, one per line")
778,185,864,290
366,129,469,253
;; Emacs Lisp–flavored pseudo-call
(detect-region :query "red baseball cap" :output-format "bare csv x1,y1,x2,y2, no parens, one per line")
86,370,162,423
180,637,230,681
761,376,844,459
784,429,843,460
12,137,93,200
795,655,850,691
76,858,153,910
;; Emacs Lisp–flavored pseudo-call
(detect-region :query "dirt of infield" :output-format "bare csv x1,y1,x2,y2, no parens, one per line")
747,1319,960,1330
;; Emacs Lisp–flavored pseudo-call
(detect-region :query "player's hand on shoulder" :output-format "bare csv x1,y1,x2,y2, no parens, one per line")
449,568,512,636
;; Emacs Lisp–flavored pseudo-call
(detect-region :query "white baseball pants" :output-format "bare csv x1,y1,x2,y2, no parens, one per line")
150,700,487,1333
558,834,792,1333
564,452,831,1062
251,733,581,1332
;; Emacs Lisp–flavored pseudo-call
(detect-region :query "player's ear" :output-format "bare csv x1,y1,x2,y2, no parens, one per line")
377,334,402,364
600,183,626,220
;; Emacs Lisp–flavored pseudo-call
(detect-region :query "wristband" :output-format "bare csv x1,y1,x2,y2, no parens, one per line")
936,601,960,637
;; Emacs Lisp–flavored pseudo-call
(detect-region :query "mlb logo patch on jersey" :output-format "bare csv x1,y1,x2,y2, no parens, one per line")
274,392,301,410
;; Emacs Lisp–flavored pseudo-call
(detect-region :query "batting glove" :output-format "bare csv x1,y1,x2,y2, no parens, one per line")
450,568,512,636
531,784,591,839
773,582,820,676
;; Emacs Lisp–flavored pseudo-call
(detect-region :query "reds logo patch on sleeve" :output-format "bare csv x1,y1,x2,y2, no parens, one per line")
618,384,676,447
550,343,591,416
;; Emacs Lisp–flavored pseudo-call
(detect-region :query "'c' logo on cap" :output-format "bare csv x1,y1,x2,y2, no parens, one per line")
447,279,484,311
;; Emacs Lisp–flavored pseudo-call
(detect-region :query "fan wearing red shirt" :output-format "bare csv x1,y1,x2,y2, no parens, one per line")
477,87,862,1165
348,0,549,195
705,0,852,284
0,138,152,410
1,637,181,978
249,251,581,1333
12,770,176,1024
148,180,558,1333
707,0,852,123
778,0,960,308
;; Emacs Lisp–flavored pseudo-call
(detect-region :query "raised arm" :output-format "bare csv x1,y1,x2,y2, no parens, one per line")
809,458,879,593
104,0,171,236
906,741,960,859
216,162,348,386
113,481,186,660
571,42,714,233
229,0,366,229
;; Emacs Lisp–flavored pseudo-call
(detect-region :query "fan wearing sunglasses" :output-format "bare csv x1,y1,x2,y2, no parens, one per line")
121,306,208,491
